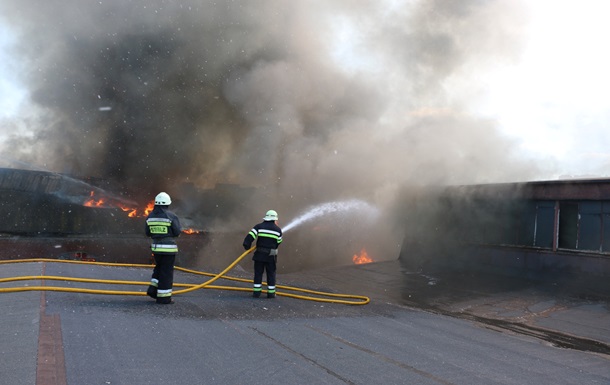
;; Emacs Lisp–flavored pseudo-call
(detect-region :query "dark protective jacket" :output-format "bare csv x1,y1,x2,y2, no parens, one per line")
145,206,182,254
243,220,283,262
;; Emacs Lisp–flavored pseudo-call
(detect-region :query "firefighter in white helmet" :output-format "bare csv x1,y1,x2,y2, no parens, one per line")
243,209,283,298
145,192,182,304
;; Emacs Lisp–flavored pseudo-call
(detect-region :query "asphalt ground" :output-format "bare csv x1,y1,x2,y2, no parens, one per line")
1,258,609,385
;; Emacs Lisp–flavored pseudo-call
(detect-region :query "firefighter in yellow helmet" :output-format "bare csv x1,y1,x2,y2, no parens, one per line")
145,192,182,304
243,210,283,298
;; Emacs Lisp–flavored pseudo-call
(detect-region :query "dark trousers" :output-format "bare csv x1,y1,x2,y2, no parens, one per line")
253,260,276,287
149,253,176,300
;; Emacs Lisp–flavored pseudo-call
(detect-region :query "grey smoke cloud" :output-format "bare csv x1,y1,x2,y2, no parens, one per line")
0,0,540,261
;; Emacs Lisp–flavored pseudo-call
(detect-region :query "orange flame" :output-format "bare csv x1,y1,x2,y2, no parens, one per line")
352,248,374,265
83,191,106,207
182,228,201,234
143,201,154,216
120,207,138,217
119,201,155,218
83,192,155,218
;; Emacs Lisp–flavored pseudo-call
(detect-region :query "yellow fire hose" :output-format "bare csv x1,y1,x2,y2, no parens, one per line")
0,247,370,305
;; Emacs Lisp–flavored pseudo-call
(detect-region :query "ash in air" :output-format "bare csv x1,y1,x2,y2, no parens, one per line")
0,1,542,264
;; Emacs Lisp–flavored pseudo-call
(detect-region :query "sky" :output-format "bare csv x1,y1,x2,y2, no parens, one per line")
0,25,22,119
473,0,610,177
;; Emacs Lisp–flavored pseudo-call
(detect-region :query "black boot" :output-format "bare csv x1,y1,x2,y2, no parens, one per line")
156,297,174,304
147,286,157,299
267,292,276,298
253,291,261,298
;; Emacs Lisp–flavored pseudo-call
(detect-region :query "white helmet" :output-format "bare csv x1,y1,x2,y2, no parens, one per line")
155,192,172,206
263,209,278,221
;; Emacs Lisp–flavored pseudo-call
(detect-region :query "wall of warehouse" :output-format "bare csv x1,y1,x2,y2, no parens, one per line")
399,180,610,279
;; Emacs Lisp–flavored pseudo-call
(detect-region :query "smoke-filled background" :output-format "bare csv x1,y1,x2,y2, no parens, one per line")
0,0,552,266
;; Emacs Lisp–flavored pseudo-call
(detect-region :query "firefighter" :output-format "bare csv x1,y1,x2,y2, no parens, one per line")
145,192,182,304
243,209,283,298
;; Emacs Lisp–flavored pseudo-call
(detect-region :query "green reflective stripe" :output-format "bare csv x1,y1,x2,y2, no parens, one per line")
253,287,262,292
248,230,257,238
259,229,280,236
258,233,280,240
147,221,171,226
151,245,178,253
267,289,276,294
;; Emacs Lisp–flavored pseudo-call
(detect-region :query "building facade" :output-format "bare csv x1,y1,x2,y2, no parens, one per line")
399,179,610,280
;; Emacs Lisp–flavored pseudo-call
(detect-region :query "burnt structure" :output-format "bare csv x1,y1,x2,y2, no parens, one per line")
0,168,241,266
0,167,140,236
0,167,147,262
400,178,610,281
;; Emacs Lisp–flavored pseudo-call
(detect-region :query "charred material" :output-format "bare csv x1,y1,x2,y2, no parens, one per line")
0,168,140,236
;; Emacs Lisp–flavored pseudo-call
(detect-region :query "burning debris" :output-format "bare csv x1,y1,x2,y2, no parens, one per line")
83,191,154,218
353,248,374,265
83,190,202,234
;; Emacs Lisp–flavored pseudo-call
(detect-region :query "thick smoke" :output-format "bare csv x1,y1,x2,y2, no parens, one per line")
0,0,539,265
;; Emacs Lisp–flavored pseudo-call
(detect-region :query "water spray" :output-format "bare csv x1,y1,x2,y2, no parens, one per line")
283,199,380,232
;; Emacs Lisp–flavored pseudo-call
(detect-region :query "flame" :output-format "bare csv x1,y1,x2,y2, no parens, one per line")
182,228,201,234
352,248,374,265
120,207,138,217
83,191,106,207
83,192,155,218
83,194,204,234
143,201,154,216
120,201,155,218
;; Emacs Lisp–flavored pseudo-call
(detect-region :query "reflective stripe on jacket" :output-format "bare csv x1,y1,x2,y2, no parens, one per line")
146,206,181,254
243,220,283,262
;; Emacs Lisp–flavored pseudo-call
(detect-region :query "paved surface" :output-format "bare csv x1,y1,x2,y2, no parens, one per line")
1,258,609,384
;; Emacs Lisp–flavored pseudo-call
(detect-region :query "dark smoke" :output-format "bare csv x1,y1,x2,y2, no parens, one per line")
0,0,539,265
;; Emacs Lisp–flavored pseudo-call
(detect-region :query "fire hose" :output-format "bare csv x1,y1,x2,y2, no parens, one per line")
0,247,370,305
